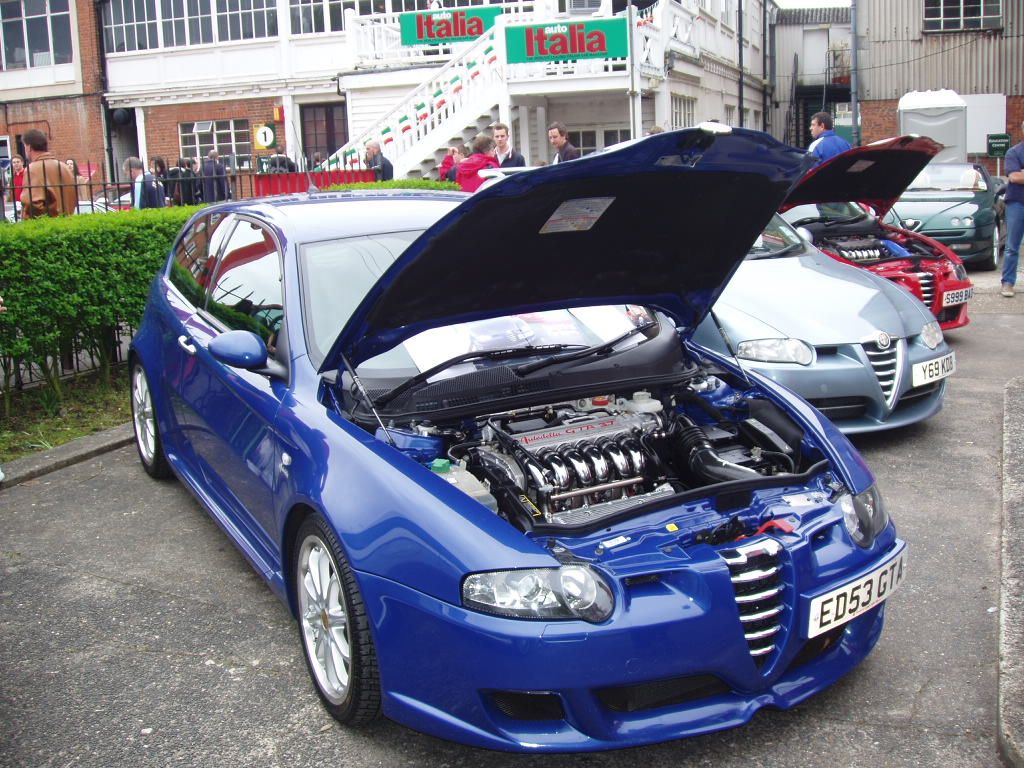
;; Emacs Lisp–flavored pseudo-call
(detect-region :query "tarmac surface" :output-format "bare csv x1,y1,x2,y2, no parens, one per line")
0,268,1022,766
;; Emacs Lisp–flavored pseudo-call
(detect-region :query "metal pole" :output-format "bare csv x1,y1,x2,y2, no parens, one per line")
850,0,860,145
738,0,743,127
628,3,641,138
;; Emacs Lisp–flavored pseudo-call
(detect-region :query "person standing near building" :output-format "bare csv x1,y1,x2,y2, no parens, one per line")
548,122,580,164
807,112,851,163
201,150,229,202
365,140,394,181
20,129,77,218
8,155,26,212
455,134,499,193
492,123,525,168
122,157,165,209
1001,119,1024,298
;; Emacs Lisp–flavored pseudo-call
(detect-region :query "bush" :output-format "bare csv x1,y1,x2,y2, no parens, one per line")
0,207,197,414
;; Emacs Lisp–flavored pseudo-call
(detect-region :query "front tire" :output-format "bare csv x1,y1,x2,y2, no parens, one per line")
974,222,1000,271
131,362,171,479
294,515,381,725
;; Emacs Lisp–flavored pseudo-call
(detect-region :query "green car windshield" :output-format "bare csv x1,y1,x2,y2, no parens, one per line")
907,163,988,192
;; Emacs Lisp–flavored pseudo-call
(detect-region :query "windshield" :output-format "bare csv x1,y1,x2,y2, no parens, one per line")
746,214,807,259
906,163,987,192
300,231,656,375
781,202,865,224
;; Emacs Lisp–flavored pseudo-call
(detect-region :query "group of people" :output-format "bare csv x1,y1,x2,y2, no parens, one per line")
124,150,232,210
2,129,84,218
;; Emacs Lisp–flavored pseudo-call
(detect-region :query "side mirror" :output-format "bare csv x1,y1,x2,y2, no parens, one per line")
795,226,814,243
209,330,269,369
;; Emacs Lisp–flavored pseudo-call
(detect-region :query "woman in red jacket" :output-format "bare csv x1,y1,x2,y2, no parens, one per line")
455,134,499,193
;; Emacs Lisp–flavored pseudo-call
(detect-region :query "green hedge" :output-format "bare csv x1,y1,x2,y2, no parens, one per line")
0,207,197,412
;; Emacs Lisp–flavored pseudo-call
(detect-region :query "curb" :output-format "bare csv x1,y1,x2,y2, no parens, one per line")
1000,377,1024,767
0,423,135,490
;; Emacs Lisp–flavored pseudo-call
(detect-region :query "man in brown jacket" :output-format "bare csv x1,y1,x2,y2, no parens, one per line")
20,128,78,218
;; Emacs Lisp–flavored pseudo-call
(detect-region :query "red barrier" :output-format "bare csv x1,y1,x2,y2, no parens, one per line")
252,170,376,196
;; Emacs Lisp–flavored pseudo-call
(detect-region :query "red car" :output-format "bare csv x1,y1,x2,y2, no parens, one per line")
780,135,973,331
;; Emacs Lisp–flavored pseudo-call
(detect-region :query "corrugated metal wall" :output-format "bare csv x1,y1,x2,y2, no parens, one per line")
859,0,1022,99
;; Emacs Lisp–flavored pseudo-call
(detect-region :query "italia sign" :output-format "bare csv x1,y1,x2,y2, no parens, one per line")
505,18,628,63
400,7,502,45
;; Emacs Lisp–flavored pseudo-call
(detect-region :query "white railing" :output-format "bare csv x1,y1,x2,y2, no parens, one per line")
326,28,507,178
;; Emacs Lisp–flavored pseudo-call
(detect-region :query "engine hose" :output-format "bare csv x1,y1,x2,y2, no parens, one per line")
675,415,760,483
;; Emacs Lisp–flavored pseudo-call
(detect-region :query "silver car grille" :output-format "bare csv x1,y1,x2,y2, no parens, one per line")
911,271,935,307
862,338,905,409
718,538,784,664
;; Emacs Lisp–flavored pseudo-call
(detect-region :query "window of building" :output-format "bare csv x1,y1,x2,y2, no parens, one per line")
671,94,695,130
721,0,734,27
924,0,1001,31
215,0,277,41
566,130,597,157
160,0,214,47
102,0,159,52
1,0,72,69
290,0,352,33
602,129,629,148
724,104,736,125
179,119,253,170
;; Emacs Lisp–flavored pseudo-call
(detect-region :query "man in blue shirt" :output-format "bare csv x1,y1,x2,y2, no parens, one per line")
808,112,851,163
1002,121,1024,297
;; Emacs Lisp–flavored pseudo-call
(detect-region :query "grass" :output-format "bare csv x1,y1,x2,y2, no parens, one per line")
0,369,131,463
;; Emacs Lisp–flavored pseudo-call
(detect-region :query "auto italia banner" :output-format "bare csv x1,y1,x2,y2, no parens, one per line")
505,18,629,63
400,7,503,46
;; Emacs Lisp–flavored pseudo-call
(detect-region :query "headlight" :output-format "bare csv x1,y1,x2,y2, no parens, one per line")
950,217,960,226
953,263,968,280
462,565,615,623
920,321,943,350
962,216,974,227
840,486,890,548
736,338,813,365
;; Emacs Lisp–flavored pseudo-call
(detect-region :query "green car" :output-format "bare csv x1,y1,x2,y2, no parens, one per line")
891,161,1003,271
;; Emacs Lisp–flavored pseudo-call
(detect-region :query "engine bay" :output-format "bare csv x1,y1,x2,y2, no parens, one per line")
342,371,825,534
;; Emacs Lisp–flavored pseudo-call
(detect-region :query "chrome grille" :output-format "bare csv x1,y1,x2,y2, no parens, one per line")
911,271,936,307
719,538,784,663
862,338,905,409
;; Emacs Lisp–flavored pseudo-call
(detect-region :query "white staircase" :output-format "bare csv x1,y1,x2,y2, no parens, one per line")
326,28,509,180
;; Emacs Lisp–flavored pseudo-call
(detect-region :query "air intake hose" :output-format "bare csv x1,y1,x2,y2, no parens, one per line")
675,415,760,484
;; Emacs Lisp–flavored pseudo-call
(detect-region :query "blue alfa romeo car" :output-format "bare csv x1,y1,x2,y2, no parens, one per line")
130,126,907,752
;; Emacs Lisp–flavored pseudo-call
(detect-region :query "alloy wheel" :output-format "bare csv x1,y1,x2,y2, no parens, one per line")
297,534,351,705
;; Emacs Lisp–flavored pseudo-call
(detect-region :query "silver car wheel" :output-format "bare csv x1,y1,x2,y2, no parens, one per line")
298,534,351,705
132,365,157,465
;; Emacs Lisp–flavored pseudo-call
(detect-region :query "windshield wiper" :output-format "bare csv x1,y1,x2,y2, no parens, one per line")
373,344,586,407
824,212,868,226
514,322,657,376
749,242,804,259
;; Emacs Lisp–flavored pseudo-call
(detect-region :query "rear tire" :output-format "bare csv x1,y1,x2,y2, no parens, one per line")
131,362,171,479
294,515,381,725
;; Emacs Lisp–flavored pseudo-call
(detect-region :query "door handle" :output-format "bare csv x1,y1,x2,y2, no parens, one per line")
177,335,197,355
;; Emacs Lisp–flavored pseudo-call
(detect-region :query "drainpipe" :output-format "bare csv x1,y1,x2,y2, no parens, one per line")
94,0,115,181
762,0,768,131
737,0,743,127
850,0,860,145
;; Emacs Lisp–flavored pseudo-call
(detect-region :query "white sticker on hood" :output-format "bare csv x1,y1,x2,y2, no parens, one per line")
540,197,615,234
845,159,877,173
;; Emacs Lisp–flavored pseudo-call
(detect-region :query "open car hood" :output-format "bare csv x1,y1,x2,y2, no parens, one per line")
779,135,943,219
322,126,812,371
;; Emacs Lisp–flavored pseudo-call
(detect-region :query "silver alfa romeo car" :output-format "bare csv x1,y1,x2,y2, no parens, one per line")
692,214,954,434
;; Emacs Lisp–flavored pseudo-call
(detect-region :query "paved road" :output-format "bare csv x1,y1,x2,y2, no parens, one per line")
1,287,1021,768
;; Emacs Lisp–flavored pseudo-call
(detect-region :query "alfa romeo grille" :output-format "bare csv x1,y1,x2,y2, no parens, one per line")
718,538,784,664
912,272,936,306
862,338,904,409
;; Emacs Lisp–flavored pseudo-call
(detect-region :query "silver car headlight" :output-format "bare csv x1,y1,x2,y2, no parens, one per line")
840,486,890,548
736,338,813,365
920,321,943,350
462,565,615,623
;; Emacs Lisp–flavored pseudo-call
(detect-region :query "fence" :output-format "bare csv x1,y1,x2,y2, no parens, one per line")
2,168,375,222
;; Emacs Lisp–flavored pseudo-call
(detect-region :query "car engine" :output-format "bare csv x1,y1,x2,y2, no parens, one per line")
816,235,894,263
387,380,810,532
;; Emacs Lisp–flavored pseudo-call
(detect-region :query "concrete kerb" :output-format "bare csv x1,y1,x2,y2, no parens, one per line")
1000,377,1024,768
0,381,1020,766
0,423,134,490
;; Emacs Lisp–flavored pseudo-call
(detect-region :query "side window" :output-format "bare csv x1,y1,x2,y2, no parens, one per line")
168,212,231,307
205,219,283,343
